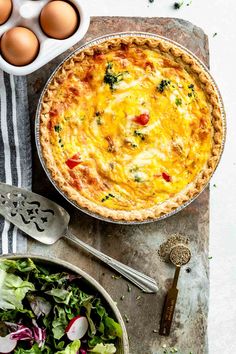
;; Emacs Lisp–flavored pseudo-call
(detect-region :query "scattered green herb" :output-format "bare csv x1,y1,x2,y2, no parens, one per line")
213,32,218,37
173,1,184,9
124,314,130,323
101,193,115,202
149,0,154,2
134,174,142,182
175,98,182,106
157,79,171,93
188,83,195,98
111,275,122,280
129,166,139,173
213,183,217,188
208,256,213,260
131,142,138,148
134,130,145,141
96,116,102,125
54,125,62,133
104,62,126,90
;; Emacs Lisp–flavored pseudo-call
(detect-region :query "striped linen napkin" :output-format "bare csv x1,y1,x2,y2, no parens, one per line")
0,70,31,255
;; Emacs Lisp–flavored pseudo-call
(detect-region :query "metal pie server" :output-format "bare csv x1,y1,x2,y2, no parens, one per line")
0,182,158,293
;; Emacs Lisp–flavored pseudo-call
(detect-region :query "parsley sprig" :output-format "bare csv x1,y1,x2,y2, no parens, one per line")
104,62,127,90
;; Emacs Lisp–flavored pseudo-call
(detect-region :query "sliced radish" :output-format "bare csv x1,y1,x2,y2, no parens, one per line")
0,333,17,353
66,316,88,341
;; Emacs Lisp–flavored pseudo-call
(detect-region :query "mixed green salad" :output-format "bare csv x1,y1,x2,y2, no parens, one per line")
0,258,122,354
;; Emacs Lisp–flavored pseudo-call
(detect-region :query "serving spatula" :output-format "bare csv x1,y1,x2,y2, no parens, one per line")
0,182,158,293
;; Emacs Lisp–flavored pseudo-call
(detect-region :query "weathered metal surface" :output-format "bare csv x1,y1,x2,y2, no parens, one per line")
27,17,209,354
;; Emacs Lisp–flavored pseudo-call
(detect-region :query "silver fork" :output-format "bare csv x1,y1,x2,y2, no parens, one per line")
0,183,158,293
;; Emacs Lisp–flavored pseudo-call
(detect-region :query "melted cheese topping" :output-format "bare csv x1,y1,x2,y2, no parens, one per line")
47,46,212,211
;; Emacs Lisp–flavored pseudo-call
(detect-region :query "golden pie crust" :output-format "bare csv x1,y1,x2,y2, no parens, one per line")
39,36,224,221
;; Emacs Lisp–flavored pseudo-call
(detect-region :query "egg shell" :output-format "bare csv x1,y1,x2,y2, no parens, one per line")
0,0,12,25
0,27,39,66
40,1,79,40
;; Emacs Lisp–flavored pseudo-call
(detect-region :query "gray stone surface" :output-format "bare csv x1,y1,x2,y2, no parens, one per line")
27,17,209,354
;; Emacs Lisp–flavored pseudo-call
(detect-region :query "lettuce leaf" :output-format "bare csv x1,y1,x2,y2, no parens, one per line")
0,258,37,273
0,307,35,321
55,340,81,354
14,343,42,354
89,343,116,353
52,305,68,340
103,317,122,339
0,269,34,310
45,288,72,305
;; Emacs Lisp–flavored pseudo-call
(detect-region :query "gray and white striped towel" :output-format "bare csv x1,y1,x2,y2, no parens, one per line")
0,70,31,255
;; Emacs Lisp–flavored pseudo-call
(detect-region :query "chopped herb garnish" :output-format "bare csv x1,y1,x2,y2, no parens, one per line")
104,62,126,90
124,314,130,323
134,174,142,182
174,1,184,9
96,116,102,125
208,256,213,260
157,79,171,93
188,83,196,98
111,275,122,280
213,32,218,37
134,130,145,140
175,98,182,106
149,0,154,2
129,166,139,173
213,183,217,188
101,193,115,202
54,125,62,133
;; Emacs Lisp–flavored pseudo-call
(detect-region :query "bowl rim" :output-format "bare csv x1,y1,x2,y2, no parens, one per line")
0,253,129,354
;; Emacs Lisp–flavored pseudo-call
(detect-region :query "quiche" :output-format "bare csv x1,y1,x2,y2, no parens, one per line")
39,35,224,221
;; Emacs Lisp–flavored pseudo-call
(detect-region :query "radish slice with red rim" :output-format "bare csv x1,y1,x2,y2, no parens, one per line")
66,316,88,341
0,334,17,353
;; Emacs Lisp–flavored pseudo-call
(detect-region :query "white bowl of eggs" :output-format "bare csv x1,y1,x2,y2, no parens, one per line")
0,0,90,75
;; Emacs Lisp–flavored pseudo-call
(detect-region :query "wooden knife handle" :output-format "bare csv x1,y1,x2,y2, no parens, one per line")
159,287,178,336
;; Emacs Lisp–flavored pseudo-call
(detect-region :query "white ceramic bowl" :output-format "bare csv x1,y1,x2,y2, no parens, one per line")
0,0,90,75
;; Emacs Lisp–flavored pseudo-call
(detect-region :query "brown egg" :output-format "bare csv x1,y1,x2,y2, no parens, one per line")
0,27,39,66
40,1,78,40
0,0,12,25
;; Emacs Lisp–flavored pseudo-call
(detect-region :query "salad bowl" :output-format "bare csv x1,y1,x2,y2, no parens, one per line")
0,254,129,354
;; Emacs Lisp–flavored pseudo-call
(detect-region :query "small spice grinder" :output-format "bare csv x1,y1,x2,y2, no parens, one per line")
159,244,191,336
